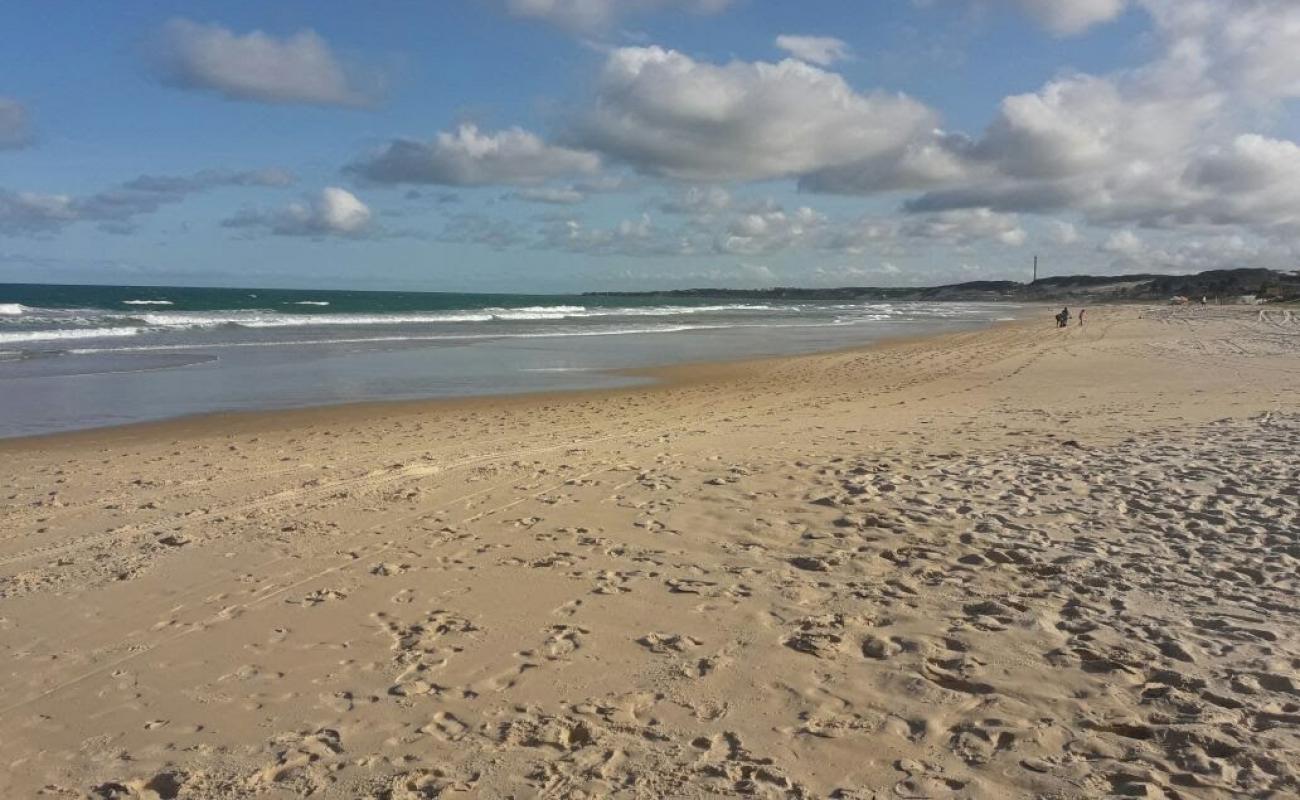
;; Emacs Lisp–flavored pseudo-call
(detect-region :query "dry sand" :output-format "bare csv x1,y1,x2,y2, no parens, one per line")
1,305,1298,799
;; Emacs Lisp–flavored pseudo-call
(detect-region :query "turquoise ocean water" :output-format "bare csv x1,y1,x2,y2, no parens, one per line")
0,283,1024,437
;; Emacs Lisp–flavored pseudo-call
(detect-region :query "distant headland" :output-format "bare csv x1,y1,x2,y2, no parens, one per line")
586,268,1300,304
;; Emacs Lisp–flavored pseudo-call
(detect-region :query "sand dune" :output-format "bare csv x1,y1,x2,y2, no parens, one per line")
1,306,1298,799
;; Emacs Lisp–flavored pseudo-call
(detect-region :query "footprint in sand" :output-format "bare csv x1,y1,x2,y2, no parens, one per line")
288,588,347,606
419,710,470,742
542,624,589,659
637,632,702,654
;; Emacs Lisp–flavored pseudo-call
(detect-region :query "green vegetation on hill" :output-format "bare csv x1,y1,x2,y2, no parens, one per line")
586,268,1300,303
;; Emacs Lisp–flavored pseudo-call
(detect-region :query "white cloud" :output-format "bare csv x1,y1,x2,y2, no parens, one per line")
1181,135,1300,229
496,0,733,32
122,168,297,193
538,213,699,256
509,187,587,204
818,217,901,255
223,187,372,237
1048,220,1080,244
575,46,937,181
808,261,905,284
603,261,777,289
1142,0,1300,104
919,0,1127,36
898,0,1300,240
1012,0,1128,35
1093,229,1297,274
349,124,601,186
901,208,1028,246
775,35,852,66
0,98,32,149
717,205,825,255
1100,229,1143,255
0,168,295,234
311,187,372,234
153,19,376,107
655,185,732,217
439,212,531,249
0,191,78,233
799,129,976,193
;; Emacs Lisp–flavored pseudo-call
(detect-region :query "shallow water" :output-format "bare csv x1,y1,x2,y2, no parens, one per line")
0,284,1026,437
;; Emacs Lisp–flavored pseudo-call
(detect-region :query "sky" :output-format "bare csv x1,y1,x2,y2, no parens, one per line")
3,0,1300,293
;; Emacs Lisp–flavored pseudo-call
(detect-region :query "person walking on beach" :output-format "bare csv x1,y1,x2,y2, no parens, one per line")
1079,308,1086,327
1057,307,1070,328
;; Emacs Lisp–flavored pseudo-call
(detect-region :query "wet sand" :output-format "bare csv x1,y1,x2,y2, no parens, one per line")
1,305,1298,799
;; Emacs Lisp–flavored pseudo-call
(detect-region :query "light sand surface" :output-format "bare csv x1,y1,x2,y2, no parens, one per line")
1,306,1298,799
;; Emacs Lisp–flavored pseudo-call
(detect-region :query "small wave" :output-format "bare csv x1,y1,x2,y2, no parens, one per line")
0,304,27,316
291,301,331,306
495,305,586,314
110,303,796,329
63,320,847,355
66,326,703,353
127,311,496,328
0,328,143,344
122,300,174,306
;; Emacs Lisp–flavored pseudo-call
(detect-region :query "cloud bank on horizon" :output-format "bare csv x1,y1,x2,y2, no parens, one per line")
2,0,1300,290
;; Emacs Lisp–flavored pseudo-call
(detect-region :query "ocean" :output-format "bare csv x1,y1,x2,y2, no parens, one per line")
0,283,1025,438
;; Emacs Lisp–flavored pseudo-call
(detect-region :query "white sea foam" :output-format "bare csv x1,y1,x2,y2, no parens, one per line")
122,300,174,306
2,302,1019,355
0,304,27,316
0,327,142,344
64,321,842,354
107,303,798,330
292,301,330,306
127,311,496,328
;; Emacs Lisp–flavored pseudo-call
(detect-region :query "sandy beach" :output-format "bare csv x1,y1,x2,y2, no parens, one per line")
1,305,1298,799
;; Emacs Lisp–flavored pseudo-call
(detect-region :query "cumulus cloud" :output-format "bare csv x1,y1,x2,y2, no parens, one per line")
902,208,1027,246
153,19,377,107
775,35,852,66
799,129,976,193
122,168,296,193
508,187,587,205
1142,0,1300,104
494,0,733,32
887,0,1300,244
817,217,902,256
538,213,699,256
1011,0,1128,35
223,187,372,237
654,186,732,217
0,191,79,233
1100,229,1144,255
440,212,531,249
0,168,295,234
1048,219,1080,244
1096,230,1300,273
603,261,777,289
717,206,825,255
815,208,1031,253
575,46,936,182
349,124,601,186
919,0,1126,36
0,98,32,149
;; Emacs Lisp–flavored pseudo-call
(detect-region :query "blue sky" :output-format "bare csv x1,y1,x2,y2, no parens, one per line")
2,0,1299,292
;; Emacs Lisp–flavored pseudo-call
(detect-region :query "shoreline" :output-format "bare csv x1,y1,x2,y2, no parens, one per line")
0,314,1037,451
